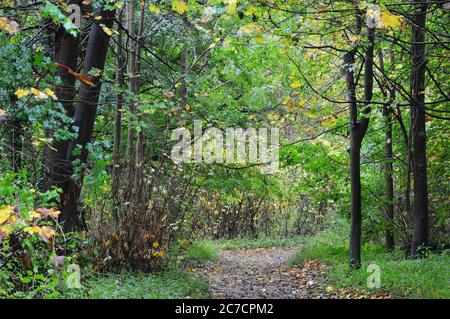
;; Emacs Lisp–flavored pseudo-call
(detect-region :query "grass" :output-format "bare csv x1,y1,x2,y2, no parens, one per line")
184,241,220,261
290,228,450,299
63,266,208,299
205,235,306,250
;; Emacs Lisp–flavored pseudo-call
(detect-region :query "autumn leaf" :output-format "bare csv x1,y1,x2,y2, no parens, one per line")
40,226,56,241
44,88,57,100
282,96,291,105
381,12,402,29
149,4,161,14
36,207,61,219
291,81,301,89
100,23,118,36
172,1,188,14
0,206,14,224
152,241,160,248
56,63,97,88
152,250,164,257
31,88,48,99
24,226,42,235
15,88,30,99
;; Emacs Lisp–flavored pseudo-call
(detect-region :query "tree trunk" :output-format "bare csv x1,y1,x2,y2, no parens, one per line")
378,48,395,251
345,50,362,269
124,0,137,201
43,0,81,193
384,105,395,251
59,8,115,231
112,11,124,223
410,1,429,257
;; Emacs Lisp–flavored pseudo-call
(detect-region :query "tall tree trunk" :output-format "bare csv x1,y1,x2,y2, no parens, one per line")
378,49,395,251
124,0,137,201
59,8,115,231
131,3,146,206
346,24,374,269
112,11,125,223
384,105,395,251
345,50,362,269
410,1,429,257
43,0,81,193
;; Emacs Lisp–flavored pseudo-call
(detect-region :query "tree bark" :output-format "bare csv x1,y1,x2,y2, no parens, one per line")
59,8,115,230
42,0,81,193
112,11,125,223
410,1,429,257
345,50,362,269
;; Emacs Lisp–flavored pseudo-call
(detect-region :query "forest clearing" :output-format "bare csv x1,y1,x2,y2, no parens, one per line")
0,0,449,302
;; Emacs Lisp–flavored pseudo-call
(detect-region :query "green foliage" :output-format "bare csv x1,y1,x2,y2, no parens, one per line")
184,241,219,261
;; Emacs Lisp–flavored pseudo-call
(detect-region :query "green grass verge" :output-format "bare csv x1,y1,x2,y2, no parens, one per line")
63,266,208,299
205,235,306,250
184,241,220,261
290,229,450,299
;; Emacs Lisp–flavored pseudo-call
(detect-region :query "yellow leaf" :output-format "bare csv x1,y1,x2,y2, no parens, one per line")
326,285,335,292
15,88,30,99
149,4,161,14
282,96,291,105
100,24,118,36
24,226,41,235
0,224,14,237
152,241,159,248
44,88,57,100
172,1,188,14
29,211,42,219
0,206,14,224
30,88,48,99
185,104,192,111
291,81,301,89
381,12,402,29
41,226,55,239
287,103,296,112
152,250,164,258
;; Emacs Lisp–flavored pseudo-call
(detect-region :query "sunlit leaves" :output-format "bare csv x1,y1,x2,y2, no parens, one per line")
100,23,118,36
15,87,55,100
172,1,188,14
380,11,402,29
0,205,14,224
149,4,161,14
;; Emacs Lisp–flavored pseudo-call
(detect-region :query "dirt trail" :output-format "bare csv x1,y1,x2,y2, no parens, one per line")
194,247,327,299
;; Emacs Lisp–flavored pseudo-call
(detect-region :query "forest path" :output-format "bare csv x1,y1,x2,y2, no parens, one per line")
193,247,327,299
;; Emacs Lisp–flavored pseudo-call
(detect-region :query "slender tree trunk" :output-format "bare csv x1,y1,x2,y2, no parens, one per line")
346,23,374,269
410,1,429,257
345,50,362,269
124,0,136,200
59,8,115,230
378,49,395,251
112,11,124,223
384,105,395,251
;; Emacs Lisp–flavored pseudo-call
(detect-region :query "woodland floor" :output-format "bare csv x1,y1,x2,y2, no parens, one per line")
191,246,392,299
